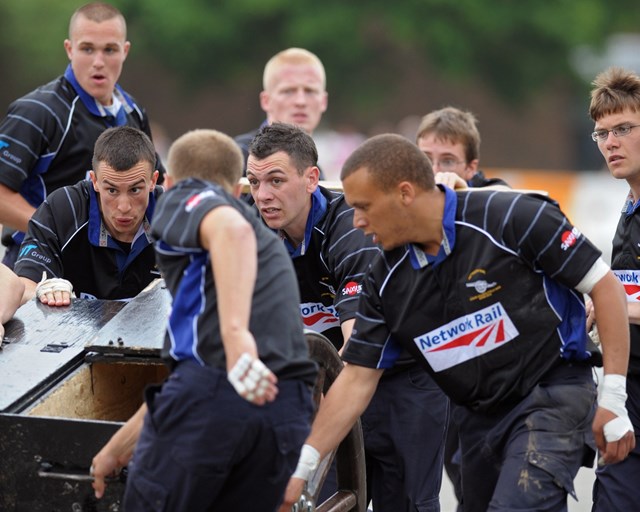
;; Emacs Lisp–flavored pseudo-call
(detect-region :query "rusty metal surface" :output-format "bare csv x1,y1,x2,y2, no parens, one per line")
87,279,170,356
0,298,125,412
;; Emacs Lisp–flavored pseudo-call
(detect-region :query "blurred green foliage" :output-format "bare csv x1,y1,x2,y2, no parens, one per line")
2,0,640,107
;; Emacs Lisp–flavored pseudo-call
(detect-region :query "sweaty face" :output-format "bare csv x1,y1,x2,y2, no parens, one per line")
417,134,477,181
260,64,327,134
594,109,640,190
64,15,130,105
247,151,318,244
90,161,158,243
343,168,410,250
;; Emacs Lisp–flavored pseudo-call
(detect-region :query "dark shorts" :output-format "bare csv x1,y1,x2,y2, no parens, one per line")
592,373,640,511
361,364,449,512
456,363,596,512
123,361,314,511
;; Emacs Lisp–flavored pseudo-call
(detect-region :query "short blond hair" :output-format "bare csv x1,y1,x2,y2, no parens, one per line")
167,129,243,191
263,48,326,91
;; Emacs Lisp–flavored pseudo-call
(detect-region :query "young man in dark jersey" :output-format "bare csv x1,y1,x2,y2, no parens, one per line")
248,123,449,511
90,128,317,511
279,133,634,512
588,66,640,511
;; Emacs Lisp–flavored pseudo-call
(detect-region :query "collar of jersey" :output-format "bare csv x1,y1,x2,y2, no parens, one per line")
64,64,135,123
622,189,640,217
283,187,327,258
408,184,456,269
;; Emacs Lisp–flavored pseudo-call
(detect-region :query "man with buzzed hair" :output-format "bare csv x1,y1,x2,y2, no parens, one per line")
15,125,161,306
235,47,328,179
280,133,634,512
0,1,164,269
91,128,317,511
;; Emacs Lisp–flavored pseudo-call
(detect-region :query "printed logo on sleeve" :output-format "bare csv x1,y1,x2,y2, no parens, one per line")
613,270,640,302
300,302,340,332
185,190,217,212
341,281,362,296
560,227,581,251
413,302,519,372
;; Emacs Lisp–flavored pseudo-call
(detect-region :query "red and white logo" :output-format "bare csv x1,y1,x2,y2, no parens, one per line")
185,190,217,212
341,281,362,296
300,302,340,332
613,270,640,302
560,227,580,251
413,302,519,372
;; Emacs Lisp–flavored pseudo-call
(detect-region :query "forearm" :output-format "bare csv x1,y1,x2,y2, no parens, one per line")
0,267,25,322
18,277,37,305
99,403,147,464
306,364,382,458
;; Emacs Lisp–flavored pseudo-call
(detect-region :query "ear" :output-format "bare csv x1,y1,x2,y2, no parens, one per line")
259,91,270,114
398,181,416,205
89,171,99,192
462,159,479,181
232,182,243,198
122,40,131,61
150,169,160,188
306,166,320,193
64,39,73,60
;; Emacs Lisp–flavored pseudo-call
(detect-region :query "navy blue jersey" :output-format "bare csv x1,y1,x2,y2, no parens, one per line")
611,191,640,375
0,65,164,246
152,179,317,384
343,186,602,412
284,186,380,349
14,180,161,300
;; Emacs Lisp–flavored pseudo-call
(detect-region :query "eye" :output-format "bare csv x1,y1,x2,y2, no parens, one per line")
107,187,117,194
130,187,141,194
593,130,608,141
615,125,632,136
272,178,283,185
248,179,258,187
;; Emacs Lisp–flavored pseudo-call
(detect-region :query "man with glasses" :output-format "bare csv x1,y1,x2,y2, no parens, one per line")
589,66,640,511
416,106,508,189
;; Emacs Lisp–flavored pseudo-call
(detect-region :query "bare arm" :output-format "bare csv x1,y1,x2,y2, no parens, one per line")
0,183,35,232
589,270,635,464
91,403,148,498
0,263,24,324
200,206,277,404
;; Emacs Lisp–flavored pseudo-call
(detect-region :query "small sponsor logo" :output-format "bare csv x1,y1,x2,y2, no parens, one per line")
19,243,37,258
300,302,340,332
560,227,580,251
0,141,8,150
465,268,501,301
341,281,361,296
413,302,519,372
185,190,216,212
613,270,640,302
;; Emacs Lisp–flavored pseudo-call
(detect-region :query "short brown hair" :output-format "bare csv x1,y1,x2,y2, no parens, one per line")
69,2,126,39
416,106,480,163
167,129,243,190
589,67,640,122
341,134,435,191
249,123,318,176
92,126,156,173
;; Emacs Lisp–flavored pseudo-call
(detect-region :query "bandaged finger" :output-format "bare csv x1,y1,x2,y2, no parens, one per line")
228,352,274,402
35,275,75,300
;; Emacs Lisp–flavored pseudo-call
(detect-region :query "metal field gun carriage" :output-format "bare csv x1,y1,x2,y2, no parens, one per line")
0,280,365,512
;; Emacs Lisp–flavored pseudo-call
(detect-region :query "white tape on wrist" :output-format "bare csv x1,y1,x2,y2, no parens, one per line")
292,444,320,480
598,374,634,442
227,352,273,402
35,271,75,300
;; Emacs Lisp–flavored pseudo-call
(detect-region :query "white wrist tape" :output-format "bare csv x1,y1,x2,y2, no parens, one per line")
35,271,75,300
227,353,272,402
292,444,320,480
598,374,634,442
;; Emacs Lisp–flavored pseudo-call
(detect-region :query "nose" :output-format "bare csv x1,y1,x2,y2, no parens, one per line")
293,88,306,104
253,182,272,204
604,131,620,148
117,195,132,213
353,210,367,230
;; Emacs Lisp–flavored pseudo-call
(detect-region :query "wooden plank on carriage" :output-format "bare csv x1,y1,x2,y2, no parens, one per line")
0,298,125,412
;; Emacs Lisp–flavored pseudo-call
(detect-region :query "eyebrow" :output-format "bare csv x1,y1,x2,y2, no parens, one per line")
246,168,287,178
103,178,146,188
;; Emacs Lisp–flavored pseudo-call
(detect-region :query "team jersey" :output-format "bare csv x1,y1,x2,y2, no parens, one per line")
611,191,640,375
343,186,602,412
152,178,317,384
0,65,164,246
14,180,161,300
283,186,380,349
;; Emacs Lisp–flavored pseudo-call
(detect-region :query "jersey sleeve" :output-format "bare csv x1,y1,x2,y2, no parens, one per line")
0,94,58,192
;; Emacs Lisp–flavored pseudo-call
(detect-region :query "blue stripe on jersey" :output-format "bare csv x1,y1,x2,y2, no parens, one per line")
168,252,209,365
542,274,591,361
